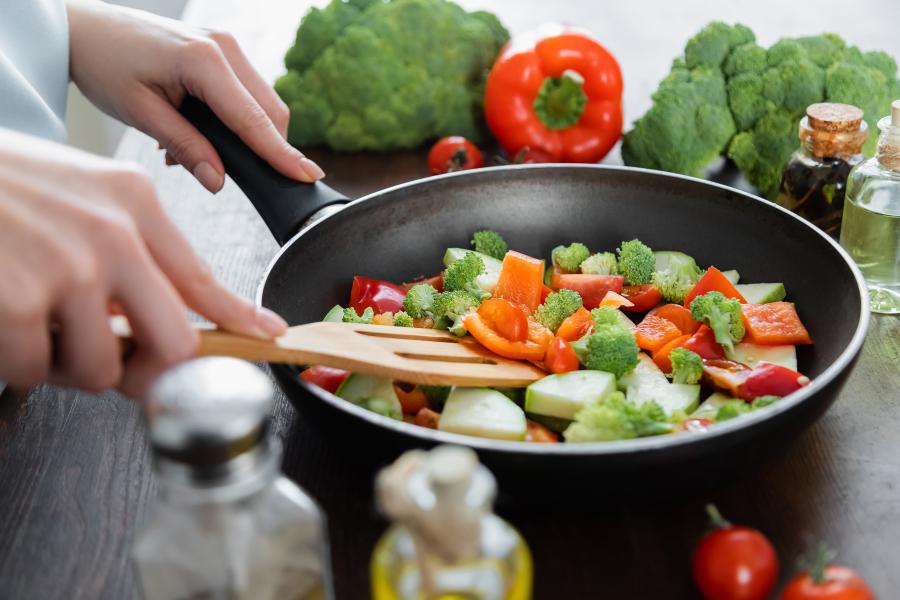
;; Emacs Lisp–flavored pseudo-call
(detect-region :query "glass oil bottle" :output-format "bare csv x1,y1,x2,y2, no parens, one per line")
132,357,333,600
777,102,868,236
371,445,532,600
840,100,900,314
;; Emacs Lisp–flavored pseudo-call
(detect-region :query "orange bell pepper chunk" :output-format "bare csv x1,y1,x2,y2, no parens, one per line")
393,383,429,414
741,302,813,345
495,251,545,313
526,419,560,443
463,312,550,361
634,314,684,353
683,266,747,307
599,290,634,309
414,407,441,429
556,307,594,342
652,334,692,373
650,303,700,334
477,298,529,342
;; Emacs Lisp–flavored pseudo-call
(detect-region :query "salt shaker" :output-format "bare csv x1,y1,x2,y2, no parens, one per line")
132,357,333,600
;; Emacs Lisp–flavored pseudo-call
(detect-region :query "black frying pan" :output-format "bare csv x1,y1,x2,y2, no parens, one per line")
180,98,869,499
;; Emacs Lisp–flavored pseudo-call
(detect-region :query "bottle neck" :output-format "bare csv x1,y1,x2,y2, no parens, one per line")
156,436,282,505
876,116,900,171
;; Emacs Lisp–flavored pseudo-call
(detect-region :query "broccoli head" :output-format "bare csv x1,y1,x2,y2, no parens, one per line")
275,0,509,152
689,291,745,356
343,306,375,323
552,243,591,272
534,289,583,333
580,252,618,275
590,306,624,329
669,347,703,384
716,395,780,421
617,239,655,286
563,392,674,442
392,311,414,327
471,230,508,261
443,251,487,296
402,284,438,319
431,290,482,335
652,257,703,304
570,325,640,379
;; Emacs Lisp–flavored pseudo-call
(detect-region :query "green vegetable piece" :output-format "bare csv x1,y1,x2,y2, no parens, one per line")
534,289,583,333
525,370,617,421
552,243,591,272
323,304,345,322
616,239,655,285
652,251,703,303
402,284,438,319
420,385,451,410
431,290,482,334
716,399,752,421
670,347,703,384
392,311,413,327
689,291,746,356
443,251,487,296
471,230,508,261
563,391,674,442
570,326,640,379
590,306,623,329
337,373,402,419
580,252,618,275
532,74,587,130
342,306,374,323
751,395,780,409
438,388,527,441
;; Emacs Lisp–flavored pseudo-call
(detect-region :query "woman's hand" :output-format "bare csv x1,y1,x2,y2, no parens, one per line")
0,129,288,397
65,0,323,192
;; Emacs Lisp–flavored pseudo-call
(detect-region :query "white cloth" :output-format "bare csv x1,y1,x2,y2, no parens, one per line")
0,0,69,142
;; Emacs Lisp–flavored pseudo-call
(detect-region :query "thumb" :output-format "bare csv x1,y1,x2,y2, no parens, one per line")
130,91,226,192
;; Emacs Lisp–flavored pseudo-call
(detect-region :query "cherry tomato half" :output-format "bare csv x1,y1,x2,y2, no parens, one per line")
545,336,579,373
427,136,484,174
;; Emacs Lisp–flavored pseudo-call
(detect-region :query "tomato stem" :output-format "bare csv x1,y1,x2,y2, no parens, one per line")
445,147,469,172
533,71,587,130
705,503,731,529
799,543,837,585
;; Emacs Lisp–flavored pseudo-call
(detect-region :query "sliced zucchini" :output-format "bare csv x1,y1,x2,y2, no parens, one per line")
732,342,797,371
721,269,740,285
524,371,617,420
691,392,736,421
336,374,402,420
735,282,786,304
438,388,527,441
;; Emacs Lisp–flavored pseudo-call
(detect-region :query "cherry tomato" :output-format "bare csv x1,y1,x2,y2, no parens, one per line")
620,284,663,313
693,505,778,600
781,565,874,600
427,136,484,174
477,298,529,342
349,276,406,315
299,366,350,394
545,336,580,373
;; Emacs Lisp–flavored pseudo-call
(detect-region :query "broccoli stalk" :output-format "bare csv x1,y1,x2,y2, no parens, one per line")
689,291,746,356
431,290,482,336
669,347,703,384
570,325,640,379
471,230,508,260
616,239,655,285
534,289,583,333
563,391,674,442
402,284,438,319
552,243,591,272
580,252,618,275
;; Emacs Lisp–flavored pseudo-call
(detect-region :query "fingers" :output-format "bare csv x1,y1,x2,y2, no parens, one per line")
135,90,226,192
0,309,51,390
49,286,121,391
209,31,291,139
183,41,324,182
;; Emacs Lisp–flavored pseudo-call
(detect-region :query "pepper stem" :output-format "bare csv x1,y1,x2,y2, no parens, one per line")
533,70,587,130
705,503,731,529
799,543,837,585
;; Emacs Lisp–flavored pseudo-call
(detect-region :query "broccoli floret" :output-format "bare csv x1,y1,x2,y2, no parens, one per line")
563,391,674,442
431,290,482,336
590,306,624,329
617,239,655,285
343,306,375,323
716,399,751,421
684,21,755,69
580,252,618,275
689,291,745,356
471,230,508,260
751,395,780,409
652,257,704,303
402,284,438,319
443,252,487,297
669,348,703,384
552,243,591,272
570,326,640,379
275,0,509,152
392,311,413,327
534,289,583,333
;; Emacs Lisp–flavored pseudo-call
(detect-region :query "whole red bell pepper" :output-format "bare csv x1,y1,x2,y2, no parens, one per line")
484,24,623,163
349,276,406,315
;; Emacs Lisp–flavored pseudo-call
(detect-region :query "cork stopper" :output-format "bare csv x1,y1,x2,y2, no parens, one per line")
806,103,864,132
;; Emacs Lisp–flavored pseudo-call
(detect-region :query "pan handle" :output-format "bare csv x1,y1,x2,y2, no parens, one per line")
178,96,349,246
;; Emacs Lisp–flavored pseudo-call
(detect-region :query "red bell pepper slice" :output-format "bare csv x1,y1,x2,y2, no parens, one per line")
741,302,813,345
495,251,545,313
739,362,810,400
620,284,663,313
545,336,580,373
401,273,443,293
299,366,350,394
551,268,625,309
701,359,753,398
683,266,747,308
484,25,623,163
349,276,406,315
683,325,726,360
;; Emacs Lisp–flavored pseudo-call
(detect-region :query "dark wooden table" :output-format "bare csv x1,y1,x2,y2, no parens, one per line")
1,1,899,598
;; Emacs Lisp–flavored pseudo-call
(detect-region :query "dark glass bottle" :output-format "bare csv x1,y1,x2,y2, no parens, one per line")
777,103,868,237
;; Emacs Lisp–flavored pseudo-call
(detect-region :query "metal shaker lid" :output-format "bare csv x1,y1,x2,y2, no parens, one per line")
145,357,273,467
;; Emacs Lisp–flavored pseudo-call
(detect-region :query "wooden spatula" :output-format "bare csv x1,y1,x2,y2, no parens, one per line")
118,320,547,387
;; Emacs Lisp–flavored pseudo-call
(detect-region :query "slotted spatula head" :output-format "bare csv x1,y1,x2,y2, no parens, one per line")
194,322,547,387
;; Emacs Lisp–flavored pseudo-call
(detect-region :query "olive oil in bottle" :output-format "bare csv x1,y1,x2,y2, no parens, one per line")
371,446,532,600
840,100,900,314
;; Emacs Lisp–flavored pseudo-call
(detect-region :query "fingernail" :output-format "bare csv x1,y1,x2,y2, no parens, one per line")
255,307,288,338
193,161,224,193
299,157,325,181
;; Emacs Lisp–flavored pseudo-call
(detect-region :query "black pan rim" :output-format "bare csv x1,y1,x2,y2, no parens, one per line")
255,163,871,456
